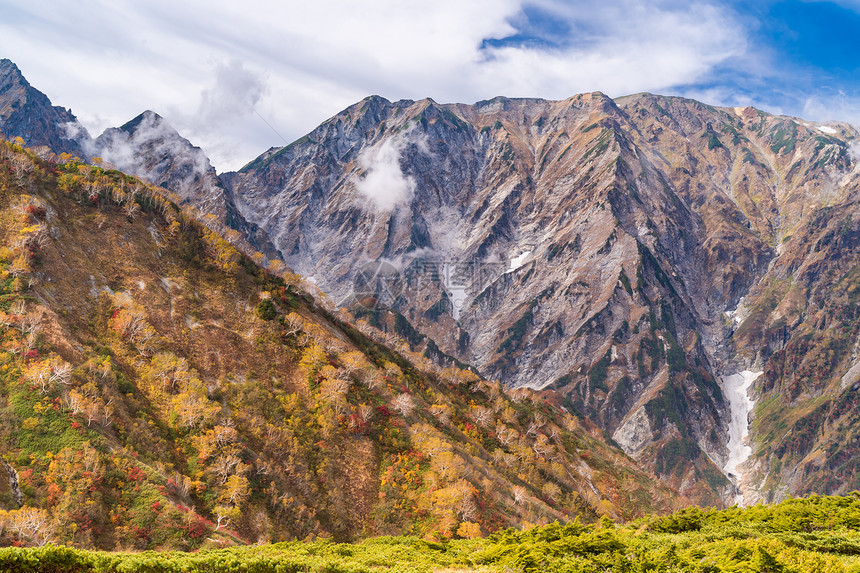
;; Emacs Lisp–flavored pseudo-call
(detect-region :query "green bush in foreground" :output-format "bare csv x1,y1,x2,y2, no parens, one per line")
5,494,860,572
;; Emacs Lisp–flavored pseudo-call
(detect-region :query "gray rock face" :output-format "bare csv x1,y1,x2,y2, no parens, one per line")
223,93,860,504
0,58,88,156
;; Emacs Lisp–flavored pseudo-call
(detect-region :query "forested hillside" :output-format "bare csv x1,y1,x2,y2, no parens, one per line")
0,138,676,550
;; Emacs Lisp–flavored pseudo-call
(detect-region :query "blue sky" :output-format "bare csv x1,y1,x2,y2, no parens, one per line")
683,1,860,109
0,0,859,171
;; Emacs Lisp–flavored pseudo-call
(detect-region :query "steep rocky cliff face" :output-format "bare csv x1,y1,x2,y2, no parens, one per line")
223,93,859,505
0,59,87,156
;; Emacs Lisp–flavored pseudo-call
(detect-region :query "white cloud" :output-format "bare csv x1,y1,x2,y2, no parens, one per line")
473,1,746,98
195,60,266,129
0,0,749,171
178,60,268,169
802,93,860,128
355,128,422,211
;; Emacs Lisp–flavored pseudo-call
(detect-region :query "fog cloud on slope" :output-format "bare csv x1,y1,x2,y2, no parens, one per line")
89,111,213,192
355,129,423,211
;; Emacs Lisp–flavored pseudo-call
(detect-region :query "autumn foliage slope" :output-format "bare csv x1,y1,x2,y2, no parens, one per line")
0,139,678,550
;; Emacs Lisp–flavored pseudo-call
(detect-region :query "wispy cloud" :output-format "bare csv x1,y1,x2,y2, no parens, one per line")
0,0,857,172
803,92,860,126
475,1,747,97
180,60,268,169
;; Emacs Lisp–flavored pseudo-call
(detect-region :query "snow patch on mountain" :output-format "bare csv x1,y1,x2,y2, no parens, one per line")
725,297,747,326
508,251,531,272
441,263,468,320
723,370,761,506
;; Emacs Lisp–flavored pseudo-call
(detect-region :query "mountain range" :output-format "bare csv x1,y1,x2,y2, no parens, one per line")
219,91,859,506
0,57,858,542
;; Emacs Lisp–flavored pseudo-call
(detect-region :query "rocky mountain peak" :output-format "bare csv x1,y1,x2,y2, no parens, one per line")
90,109,277,257
95,111,210,175
92,110,222,212
0,59,88,156
118,109,166,132
0,58,24,83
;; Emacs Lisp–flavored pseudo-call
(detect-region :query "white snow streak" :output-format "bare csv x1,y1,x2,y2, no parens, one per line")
441,263,467,320
723,370,762,506
508,251,531,272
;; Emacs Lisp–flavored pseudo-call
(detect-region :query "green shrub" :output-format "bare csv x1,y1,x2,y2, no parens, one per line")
256,299,277,320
